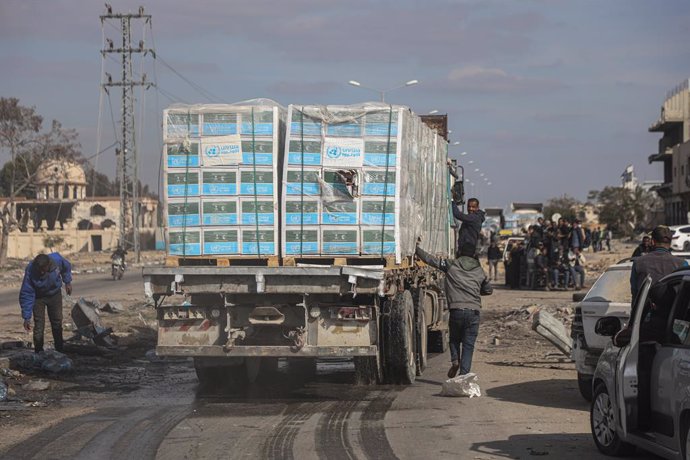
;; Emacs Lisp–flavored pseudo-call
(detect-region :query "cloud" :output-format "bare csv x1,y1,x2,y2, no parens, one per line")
442,65,565,93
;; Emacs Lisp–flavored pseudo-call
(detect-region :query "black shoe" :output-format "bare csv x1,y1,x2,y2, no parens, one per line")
448,362,460,378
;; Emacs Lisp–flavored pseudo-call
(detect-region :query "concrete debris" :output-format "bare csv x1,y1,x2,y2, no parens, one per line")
23,379,50,391
71,299,117,348
100,302,124,313
1,368,21,379
531,310,573,357
0,357,10,369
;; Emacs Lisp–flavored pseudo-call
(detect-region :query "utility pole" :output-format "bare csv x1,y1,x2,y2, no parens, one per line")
100,4,154,263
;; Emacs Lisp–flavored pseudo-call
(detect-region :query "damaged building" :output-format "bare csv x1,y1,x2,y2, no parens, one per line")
0,159,159,258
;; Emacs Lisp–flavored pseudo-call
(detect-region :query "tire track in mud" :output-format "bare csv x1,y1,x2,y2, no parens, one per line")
2,405,190,460
359,391,399,460
315,399,360,460
261,401,332,460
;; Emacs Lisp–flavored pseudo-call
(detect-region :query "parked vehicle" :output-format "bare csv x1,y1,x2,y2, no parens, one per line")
570,261,632,401
590,267,690,459
670,224,690,252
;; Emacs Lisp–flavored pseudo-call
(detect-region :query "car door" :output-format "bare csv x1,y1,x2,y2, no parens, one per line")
617,276,652,435
650,277,690,451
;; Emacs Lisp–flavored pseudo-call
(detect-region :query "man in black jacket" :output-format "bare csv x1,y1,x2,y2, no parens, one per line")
416,240,493,379
452,197,485,257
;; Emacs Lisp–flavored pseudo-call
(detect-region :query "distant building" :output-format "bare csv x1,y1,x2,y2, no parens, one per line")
648,78,690,225
0,160,158,258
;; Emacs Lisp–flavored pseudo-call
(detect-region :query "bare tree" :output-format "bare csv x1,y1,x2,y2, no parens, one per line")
0,98,81,264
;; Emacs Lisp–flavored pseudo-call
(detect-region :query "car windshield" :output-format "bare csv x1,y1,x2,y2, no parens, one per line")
583,268,632,303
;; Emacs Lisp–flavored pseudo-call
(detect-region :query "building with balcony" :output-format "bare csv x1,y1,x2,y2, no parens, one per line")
649,79,690,225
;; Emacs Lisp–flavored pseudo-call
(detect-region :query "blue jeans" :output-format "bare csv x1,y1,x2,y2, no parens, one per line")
449,308,480,375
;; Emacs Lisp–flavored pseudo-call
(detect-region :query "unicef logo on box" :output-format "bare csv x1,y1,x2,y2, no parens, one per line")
326,146,341,159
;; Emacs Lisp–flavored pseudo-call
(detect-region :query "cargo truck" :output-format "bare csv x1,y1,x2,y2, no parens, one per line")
143,102,455,386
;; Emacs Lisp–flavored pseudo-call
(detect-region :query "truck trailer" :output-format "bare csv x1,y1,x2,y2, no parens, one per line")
143,101,454,386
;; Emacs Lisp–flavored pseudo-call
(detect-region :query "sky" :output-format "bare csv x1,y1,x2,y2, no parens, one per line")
1,0,689,209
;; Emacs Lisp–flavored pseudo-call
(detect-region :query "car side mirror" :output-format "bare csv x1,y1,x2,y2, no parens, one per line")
572,292,586,302
595,316,622,337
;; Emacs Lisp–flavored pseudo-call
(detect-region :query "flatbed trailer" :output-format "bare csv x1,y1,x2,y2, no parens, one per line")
142,259,448,386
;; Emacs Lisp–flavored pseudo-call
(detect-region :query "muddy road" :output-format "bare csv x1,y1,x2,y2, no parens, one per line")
0,247,656,459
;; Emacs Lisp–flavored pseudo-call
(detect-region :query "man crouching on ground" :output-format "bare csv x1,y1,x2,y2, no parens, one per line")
415,239,493,378
19,253,73,353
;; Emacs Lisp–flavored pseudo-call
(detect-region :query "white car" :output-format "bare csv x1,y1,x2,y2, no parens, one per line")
670,224,690,251
571,261,632,401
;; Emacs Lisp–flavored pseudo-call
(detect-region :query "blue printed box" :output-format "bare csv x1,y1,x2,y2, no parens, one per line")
241,228,276,255
240,169,274,195
360,200,395,226
362,170,396,196
322,201,358,225
285,169,320,195
327,122,361,137
202,170,237,196
168,230,201,256
168,200,200,227
241,140,274,165
362,228,396,255
364,111,399,136
241,199,275,225
166,142,200,168
202,199,237,226
165,112,199,139
285,200,319,225
363,140,397,167
240,109,275,136
284,228,319,255
202,228,239,255
321,228,359,255
202,112,238,136
287,139,322,166
167,171,200,197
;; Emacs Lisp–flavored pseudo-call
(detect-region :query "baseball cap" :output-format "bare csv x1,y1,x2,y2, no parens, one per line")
651,225,673,243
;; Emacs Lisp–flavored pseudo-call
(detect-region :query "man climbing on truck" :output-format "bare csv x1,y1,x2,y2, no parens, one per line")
416,238,493,379
452,197,485,257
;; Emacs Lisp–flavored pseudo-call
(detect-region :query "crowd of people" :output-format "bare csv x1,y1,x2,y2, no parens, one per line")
488,217,614,291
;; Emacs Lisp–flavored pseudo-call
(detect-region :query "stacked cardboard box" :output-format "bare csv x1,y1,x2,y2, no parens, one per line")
281,104,450,263
163,101,285,257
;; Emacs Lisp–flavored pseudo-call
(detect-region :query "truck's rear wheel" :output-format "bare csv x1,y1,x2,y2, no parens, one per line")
385,290,416,384
354,355,381,385
194,358,248,391
428,329,449,353
416,306,428,376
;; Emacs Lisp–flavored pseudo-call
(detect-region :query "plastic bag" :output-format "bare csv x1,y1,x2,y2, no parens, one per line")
440,372,481,398
38,350,73,373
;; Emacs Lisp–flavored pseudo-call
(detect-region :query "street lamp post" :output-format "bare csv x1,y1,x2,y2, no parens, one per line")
348,79,419,102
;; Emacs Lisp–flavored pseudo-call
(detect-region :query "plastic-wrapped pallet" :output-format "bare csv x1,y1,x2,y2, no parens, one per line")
281,103,451,262
163,99,285,258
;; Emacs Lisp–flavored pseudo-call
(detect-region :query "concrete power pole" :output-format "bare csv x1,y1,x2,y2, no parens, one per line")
100,5,154,263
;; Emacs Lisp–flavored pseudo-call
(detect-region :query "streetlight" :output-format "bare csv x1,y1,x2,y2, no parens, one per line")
348,79,419,102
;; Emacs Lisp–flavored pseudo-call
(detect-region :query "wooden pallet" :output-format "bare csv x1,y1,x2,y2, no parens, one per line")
165,255,280,268
282,255,412,269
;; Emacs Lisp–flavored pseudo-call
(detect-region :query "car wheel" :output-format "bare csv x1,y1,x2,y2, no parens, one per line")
590,383,635,456
577,372,593,402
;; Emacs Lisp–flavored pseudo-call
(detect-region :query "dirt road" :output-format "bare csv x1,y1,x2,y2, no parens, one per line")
0,245,656,459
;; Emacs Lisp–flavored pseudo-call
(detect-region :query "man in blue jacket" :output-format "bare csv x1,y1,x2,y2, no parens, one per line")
19,253,73,353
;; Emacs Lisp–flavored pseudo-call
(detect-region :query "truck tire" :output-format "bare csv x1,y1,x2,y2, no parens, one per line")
416,306,428,376
354,356,381,385
193,358,247,392
428,329,449,353
577,372,593,402
385,290,416,384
